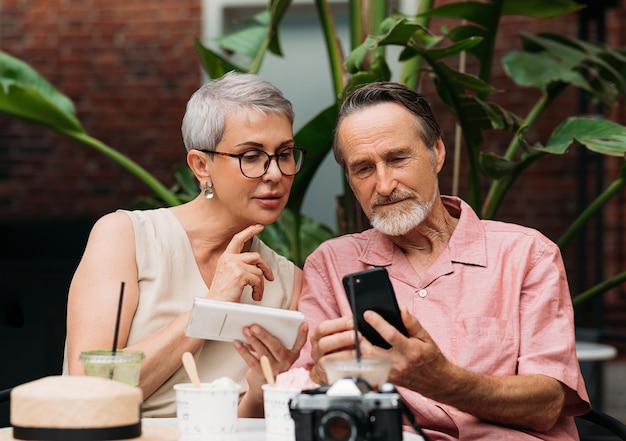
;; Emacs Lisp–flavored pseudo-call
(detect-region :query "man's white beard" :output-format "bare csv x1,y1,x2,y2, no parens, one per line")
370,186,437,236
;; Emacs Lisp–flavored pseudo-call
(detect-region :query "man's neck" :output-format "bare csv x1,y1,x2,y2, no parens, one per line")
389,198,458,278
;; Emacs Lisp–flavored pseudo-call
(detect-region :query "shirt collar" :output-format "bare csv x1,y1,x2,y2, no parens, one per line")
359,196,487,268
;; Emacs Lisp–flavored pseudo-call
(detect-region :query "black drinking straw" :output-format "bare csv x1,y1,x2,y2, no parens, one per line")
347,278,362,363
112,281,125,354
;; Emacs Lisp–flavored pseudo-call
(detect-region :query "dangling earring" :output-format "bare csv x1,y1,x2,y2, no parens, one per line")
203,180,214,199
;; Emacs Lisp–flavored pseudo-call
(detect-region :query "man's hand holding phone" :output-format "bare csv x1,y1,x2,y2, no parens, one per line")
309,267,412,385
342,267,408,349
307,315,359,385
361,306,452,398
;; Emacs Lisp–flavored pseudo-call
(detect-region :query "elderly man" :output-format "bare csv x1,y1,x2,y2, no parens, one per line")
294,82,590,440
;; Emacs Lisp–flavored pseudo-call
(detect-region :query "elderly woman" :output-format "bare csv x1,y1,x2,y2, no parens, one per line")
63,72,308,418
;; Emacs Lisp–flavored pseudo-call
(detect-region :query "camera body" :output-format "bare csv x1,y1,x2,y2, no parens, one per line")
289,378,403,441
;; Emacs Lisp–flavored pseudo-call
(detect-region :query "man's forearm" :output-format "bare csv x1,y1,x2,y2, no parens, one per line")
425,362,566,431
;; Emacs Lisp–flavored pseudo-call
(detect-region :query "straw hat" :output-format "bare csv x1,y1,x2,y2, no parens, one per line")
0,376,179,440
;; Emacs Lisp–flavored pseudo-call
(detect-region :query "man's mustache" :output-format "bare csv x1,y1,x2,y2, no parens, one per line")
370,189,416,207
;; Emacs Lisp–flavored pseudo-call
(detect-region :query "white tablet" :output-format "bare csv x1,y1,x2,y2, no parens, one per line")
185,298,305,348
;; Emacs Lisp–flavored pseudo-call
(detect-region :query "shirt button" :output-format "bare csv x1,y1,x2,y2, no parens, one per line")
418,289,427,298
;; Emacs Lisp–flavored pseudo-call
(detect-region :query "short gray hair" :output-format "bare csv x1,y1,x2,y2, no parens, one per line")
181,71,294,153
333,82,441,171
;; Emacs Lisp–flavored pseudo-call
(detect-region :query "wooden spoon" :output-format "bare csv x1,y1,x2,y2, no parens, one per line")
182,352,201,388
260,355,275,386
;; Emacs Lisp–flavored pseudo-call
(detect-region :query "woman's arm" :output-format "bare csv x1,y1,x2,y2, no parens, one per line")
65,212,204,399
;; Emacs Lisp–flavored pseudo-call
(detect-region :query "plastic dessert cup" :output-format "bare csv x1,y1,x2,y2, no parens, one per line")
262,384,301,436
322,354,391,388
174,378,241,436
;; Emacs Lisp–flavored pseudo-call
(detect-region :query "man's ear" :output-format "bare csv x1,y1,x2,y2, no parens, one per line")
433,138,446,173
187,150,211,182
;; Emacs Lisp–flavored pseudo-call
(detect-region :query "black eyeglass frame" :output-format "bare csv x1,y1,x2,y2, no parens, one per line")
197,147,306,179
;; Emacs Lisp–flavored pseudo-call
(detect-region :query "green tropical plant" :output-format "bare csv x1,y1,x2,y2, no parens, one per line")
0,51,181,207
1,0,625,300
195,0,626,301
0,48,333,265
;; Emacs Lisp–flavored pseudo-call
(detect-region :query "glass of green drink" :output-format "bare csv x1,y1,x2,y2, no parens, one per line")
79,350,144,386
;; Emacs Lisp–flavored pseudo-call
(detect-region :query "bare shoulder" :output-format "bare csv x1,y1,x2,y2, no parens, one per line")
90,211,134,237
82,211,136,255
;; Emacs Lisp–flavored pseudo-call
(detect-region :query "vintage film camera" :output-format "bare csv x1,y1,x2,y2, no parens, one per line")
289,377,403,441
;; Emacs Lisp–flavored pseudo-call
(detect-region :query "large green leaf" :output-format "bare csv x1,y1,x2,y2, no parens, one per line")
445,24,488,60
132,165,195,209
258,208,335,265
503,50,590,92
346,19,427,72
541,117,626,157
420,2,495,28
199,2,292,75
267,0,292,56
479,152,519,179
520,33,626,98
215,20,270,61
503,32,626,111
417,37,483,61
288,105,337,214
193,38,245,78
500,0,581,18
424,0,580,22
431,62,494,94
0,50,180,205
347,17,486,89
0,51,83,133
472,97,522,132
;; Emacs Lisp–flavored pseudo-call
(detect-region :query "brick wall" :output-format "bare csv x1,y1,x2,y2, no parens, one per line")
0,0,202,221
0,1,625,335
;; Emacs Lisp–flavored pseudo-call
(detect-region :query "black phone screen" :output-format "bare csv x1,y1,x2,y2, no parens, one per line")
342,267,408,349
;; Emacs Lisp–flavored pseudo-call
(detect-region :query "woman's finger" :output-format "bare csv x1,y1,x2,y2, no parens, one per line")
225,224,265,254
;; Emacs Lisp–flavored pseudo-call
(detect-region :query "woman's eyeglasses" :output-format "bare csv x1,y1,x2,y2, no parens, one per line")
197,147,306,179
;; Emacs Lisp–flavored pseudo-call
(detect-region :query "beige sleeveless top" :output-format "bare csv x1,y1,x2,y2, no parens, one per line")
65,208,296,418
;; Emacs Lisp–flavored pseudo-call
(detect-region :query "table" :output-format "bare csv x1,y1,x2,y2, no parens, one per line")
0,418,424,440
576,340,618,413
576,341,618,362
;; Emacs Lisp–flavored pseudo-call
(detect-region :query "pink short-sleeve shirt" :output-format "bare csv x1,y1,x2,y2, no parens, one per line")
295,196,589,440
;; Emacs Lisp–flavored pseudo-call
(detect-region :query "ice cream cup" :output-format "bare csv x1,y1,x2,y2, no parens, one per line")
262,384,301,437
174,380,241,436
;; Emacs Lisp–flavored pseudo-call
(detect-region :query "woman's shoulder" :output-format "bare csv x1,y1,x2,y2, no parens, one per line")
116,207,171,223
90,210,134,236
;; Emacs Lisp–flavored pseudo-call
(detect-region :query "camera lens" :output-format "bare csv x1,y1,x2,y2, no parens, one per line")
318,410,361,441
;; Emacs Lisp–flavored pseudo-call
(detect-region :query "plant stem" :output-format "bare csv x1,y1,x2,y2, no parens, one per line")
292,209,303,267
348,0,362,50
249,37,269,74
61,130,180,207
476,0,503,97
400,0,433,89
558,174,626,251
482,93,550,219
316,0,346,98
573,271,626,307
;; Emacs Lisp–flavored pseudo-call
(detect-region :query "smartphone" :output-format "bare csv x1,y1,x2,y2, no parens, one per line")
342,267,408,349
